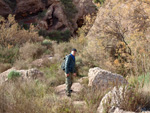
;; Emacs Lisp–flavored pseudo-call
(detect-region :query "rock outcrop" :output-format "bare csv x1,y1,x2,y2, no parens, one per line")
86,0,150,58
97,86,129,113
113,107,150,113
97,86,150,113
40,1,69,32
15,0,44,14
0,68,44,84
0,0,96,33
88,67,127,89
39,0,96,33
72,0,96,31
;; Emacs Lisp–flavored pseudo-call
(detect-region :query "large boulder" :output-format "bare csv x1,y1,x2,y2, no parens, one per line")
88,67,127,89
0,0,12,16
97,86,129,113
97,86,150,113
0,68,44,85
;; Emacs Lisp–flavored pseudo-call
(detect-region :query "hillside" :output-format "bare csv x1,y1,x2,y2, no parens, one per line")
0,0,96,34
0,0,150,113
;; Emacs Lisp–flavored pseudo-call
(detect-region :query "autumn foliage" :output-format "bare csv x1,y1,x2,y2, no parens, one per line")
87,0,150,76
0,15,43,47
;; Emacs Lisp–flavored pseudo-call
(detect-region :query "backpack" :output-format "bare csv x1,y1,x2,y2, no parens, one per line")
61,55,70,71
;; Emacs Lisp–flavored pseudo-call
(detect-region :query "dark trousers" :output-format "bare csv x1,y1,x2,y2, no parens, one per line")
65,73,73,94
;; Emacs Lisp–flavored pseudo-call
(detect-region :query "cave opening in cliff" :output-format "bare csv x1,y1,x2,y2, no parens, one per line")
77,18,84,28
74,18,85,35
46,18,51,27
52,16,59,26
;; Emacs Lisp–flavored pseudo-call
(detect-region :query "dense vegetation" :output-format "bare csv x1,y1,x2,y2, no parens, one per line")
0,0,150,112
60,0,78,20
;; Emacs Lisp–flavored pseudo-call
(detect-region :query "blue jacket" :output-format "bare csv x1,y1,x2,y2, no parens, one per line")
65,54,76,74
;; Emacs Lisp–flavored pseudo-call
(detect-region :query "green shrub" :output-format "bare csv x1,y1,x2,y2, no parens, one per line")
42,39,52,48
138,73,150,87
127,73,150,88
8,70,21,79
22,23,30,30
42,39,52,45
0,46,19,64
42,39,53,55
38,30,71,42
38,10,47,19
60,0,78,20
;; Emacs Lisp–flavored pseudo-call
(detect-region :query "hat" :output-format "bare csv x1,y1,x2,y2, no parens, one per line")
72,48,77,52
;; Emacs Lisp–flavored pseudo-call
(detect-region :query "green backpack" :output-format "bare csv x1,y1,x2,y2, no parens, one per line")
61,55,70,71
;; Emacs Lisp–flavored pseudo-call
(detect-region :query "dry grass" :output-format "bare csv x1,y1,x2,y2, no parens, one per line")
0,63,11,73
19,42,46,60
74,86,108,113
0,78,95,113
13,42,47,70
116,76,150,112
0,80,50,113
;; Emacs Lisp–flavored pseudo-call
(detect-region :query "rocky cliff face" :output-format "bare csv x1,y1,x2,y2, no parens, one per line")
0,0,12,16
38,0,96,33
15,0,45,14
0,0,96,33
86,0,150,59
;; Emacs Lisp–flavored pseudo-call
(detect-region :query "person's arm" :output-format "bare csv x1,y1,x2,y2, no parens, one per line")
65,55,71,75
73,63,76,73
73,61,76,76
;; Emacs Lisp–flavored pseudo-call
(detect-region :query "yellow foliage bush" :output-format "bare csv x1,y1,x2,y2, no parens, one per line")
0,15,43,47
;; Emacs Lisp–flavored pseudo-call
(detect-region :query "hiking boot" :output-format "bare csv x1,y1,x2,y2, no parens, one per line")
66,93,71,97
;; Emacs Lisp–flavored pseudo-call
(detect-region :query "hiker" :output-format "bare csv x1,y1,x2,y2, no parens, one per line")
65,48,77,97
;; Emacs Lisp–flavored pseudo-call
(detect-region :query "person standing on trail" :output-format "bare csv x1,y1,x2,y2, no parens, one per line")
65,48,77,97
